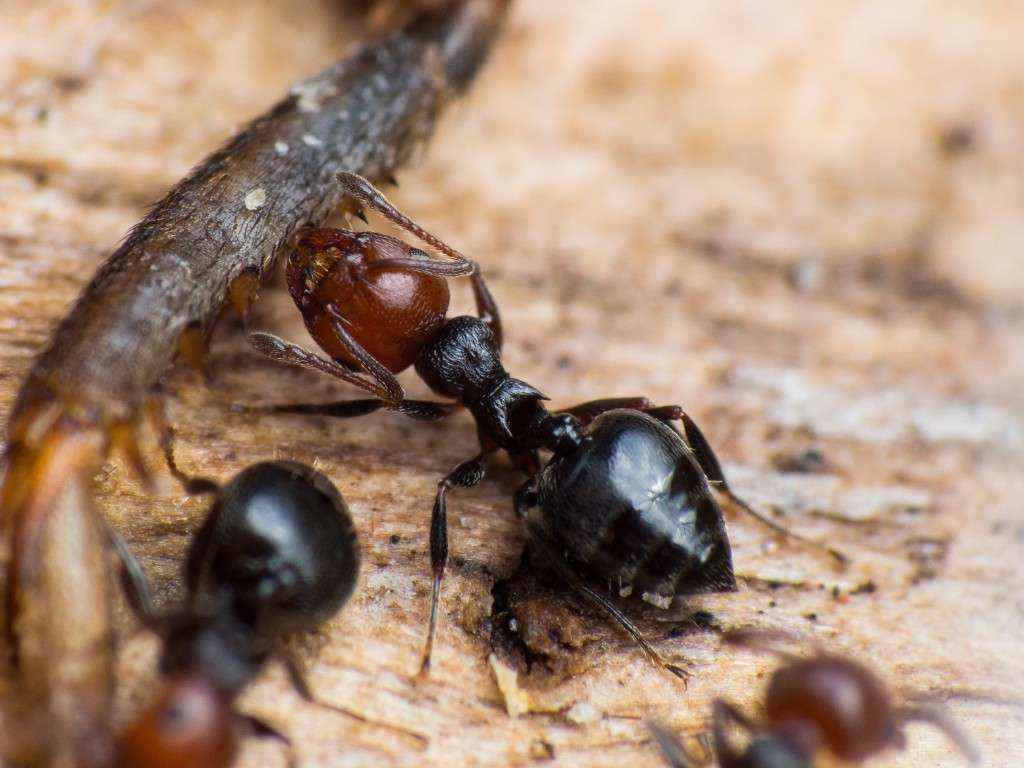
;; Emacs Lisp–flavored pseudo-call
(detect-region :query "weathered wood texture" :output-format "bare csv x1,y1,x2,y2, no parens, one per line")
2,2,1022,767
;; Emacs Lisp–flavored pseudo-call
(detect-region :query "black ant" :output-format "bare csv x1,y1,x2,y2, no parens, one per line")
114,461,367,768
648,629,981,767
246,173,846,679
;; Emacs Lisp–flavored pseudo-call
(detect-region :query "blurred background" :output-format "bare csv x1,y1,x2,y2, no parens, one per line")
1,2,1022,766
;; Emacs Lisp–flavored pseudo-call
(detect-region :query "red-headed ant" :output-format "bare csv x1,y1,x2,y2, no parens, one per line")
245,174,846,680
648,629,980,767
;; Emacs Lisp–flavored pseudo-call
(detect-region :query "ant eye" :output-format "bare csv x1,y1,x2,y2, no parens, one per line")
160,703,186,730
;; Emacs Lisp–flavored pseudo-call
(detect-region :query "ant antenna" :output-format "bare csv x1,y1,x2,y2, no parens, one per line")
720,628,806,663
336,172,477,274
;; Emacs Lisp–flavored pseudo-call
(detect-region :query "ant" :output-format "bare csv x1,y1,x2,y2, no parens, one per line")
246,173,846,679
648,629,981,767
114,460,368,768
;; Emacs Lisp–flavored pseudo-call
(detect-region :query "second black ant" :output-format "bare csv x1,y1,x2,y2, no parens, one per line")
113,460,400,768
245,173,847,679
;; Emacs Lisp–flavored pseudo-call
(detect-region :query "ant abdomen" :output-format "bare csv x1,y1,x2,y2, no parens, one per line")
533,410,736,607
287,227,451,373
765,655,895,762
186,461,360,638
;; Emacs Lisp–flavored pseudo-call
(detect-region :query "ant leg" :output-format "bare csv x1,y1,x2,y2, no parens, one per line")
525,523,690,683
419,452,490,679
557,397,655,426
711,700,759,768
336,172,475,272
720,627,804,662
103,522,156,624
278,654,428,745
892,706,981,765
646,407,848,566
237,715,298,768
471,270,503,349
647,721,710,767
513,477,539,520
236,398,459,422
144,398,220,495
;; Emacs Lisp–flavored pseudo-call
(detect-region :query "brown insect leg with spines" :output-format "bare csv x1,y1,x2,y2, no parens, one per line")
0,4,511,766
649,629,981,767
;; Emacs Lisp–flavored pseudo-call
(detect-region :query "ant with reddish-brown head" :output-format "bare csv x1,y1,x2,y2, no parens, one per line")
648,629,981,767
245,173,846,680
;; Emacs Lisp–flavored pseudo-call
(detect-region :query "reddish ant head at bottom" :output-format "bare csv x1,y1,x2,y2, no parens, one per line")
115,675,237,768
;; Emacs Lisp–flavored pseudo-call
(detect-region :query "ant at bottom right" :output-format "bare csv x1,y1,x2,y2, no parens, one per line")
649,629,981,768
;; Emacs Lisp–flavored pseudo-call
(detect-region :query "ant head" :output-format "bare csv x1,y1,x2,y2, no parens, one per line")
116,675,237,768
764,655,894,763
287,227,450,374
188,461,361,638
415,315,504,401
158,612,259,698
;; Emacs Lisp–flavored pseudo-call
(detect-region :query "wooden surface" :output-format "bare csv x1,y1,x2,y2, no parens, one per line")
2,2,1023,766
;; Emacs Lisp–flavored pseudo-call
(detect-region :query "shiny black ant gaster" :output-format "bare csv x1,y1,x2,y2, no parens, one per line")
248,173,845,679
114,461,361,768
649,630,981,767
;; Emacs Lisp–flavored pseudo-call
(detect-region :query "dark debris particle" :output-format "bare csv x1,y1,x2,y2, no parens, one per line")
772,447,829,474
940,124,976,156
529,740,556,760
850,580,877,596
389,534,401,545
690,610,716,629
555,354,574,370
804,613,818,622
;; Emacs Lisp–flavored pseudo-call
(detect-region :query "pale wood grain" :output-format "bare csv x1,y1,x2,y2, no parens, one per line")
2,2,1023,766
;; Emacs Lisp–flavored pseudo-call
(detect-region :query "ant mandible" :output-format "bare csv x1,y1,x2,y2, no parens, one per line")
114,461,373,768
648,629,981,767
247,173,846,679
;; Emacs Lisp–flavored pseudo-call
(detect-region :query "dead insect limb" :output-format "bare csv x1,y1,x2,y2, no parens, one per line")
1,2,510,765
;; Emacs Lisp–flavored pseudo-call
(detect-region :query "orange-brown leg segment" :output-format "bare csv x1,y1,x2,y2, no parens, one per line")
176,322,212,383
228,267,261,331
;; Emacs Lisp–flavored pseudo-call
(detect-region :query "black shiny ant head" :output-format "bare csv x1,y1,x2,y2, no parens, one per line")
533,410,736,605
186,461,360,638
415,315,504,402
116,461,362,768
